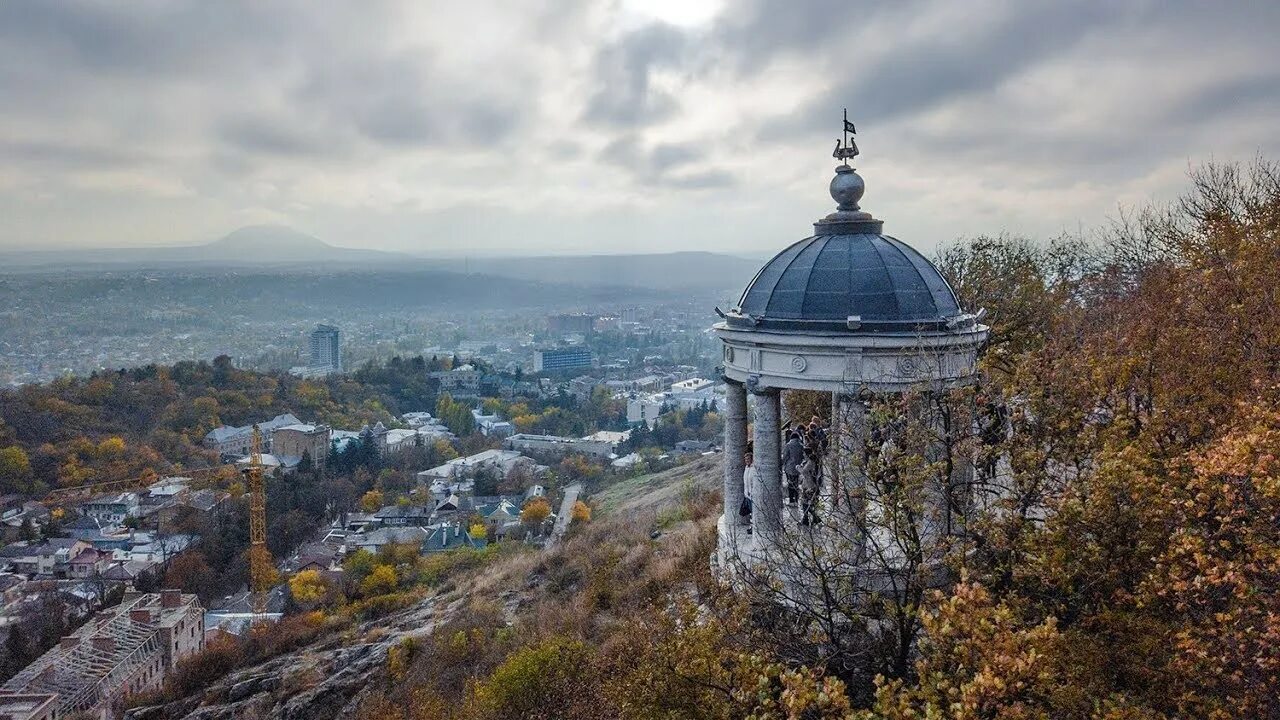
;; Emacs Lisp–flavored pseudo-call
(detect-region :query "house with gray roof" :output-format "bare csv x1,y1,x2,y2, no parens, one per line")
422,523,487,553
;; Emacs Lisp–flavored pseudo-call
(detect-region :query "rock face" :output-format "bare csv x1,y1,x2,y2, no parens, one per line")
126,595,460,720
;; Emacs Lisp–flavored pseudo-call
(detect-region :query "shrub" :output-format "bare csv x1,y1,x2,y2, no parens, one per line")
466,636,599,720
360,565,398,597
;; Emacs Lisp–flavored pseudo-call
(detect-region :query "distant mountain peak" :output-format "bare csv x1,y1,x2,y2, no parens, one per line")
209,225,332,252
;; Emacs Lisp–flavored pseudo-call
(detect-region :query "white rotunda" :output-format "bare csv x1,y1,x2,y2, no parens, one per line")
713,128,989,568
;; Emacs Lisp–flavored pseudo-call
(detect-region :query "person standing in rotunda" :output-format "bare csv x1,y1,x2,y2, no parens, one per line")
782,431,805,505
799,448,820,526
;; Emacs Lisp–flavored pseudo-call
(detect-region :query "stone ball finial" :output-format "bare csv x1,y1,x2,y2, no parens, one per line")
830,165,865,212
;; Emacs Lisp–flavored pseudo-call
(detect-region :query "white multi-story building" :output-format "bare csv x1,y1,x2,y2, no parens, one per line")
80,492,140,527
627,395,664,427
417,449,533,482
504,433,613,460
670,378,714,394
431,365,481,394
472,408,514,437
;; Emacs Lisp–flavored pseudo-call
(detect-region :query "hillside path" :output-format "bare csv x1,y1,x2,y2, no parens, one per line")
550,482,583,544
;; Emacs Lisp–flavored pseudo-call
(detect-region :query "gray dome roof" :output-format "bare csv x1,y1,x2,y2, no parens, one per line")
730,226,962,332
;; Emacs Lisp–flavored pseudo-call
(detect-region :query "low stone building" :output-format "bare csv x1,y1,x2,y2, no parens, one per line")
270,423,331,465
202,413,302,456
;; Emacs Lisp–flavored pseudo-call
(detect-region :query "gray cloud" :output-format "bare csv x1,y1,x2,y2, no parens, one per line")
218,117,331,159
1,0,1278,256
0,138,142,170
600,136,733,190
582,22,688,127
291,51,519,149
754,1,1122,140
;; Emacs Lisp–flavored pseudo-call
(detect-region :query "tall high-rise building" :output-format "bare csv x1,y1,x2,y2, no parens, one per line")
309,325,341,372
547,313,597,335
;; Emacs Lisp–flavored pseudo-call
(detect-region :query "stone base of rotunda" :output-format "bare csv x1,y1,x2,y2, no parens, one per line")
713,506,954,603
712,514,760,577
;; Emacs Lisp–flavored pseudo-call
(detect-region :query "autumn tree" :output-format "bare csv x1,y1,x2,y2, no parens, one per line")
603,597,855,720
520,497,551,530
361,564,399,598
1131,392,1280,717
163,551,216,600
0,445,31,493
289,569,330,607
465,637,600,720
861,582,1066,719
890,159,1280,716
782,389,830,428
360,489,385,513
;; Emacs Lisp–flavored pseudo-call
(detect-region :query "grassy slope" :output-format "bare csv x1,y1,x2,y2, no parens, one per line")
143,456,726,719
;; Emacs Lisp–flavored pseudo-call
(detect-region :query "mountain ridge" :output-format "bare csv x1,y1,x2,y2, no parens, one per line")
0,226,763,292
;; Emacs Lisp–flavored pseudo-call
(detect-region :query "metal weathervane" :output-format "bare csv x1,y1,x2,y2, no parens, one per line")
833,108,859,165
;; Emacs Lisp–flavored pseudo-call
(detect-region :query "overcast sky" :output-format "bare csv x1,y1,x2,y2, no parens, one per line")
2,0,1278,257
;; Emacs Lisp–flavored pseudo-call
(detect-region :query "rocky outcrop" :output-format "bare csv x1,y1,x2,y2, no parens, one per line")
126,595,463,720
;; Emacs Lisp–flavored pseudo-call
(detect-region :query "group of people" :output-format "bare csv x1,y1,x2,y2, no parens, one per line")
740,415,830,530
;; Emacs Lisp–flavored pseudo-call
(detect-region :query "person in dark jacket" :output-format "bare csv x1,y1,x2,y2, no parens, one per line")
782,431,805,505
801,419,821,482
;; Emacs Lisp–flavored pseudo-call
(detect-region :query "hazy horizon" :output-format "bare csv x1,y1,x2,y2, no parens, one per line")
0,223,774,261
3,1,1280,258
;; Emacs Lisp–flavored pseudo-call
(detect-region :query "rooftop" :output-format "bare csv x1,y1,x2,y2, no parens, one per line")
713,117,989,393
722,133,975,334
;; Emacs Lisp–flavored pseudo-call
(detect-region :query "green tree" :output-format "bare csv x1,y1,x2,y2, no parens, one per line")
343,548,376,582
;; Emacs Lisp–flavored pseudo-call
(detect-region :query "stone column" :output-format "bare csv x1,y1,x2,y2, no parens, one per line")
752,388,783,539
829,391,841,505
834,394,868,509
722,380,748,525
834,393,868,561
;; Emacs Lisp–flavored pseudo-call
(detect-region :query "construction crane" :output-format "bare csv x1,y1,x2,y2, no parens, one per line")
42,465,224,503
244,425,272,626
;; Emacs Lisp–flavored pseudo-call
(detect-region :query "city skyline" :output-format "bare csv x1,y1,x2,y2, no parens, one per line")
2,1,1279,258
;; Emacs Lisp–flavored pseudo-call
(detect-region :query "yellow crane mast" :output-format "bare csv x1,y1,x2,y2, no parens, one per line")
245,425,272,625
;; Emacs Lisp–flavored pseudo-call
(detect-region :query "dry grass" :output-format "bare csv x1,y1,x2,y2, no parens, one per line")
352,455,727,718
594,454,721,515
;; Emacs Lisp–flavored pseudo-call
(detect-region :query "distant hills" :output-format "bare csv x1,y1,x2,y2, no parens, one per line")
0,225,765,292
0,225,411,268
202,226,409,264
432,252,764,293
